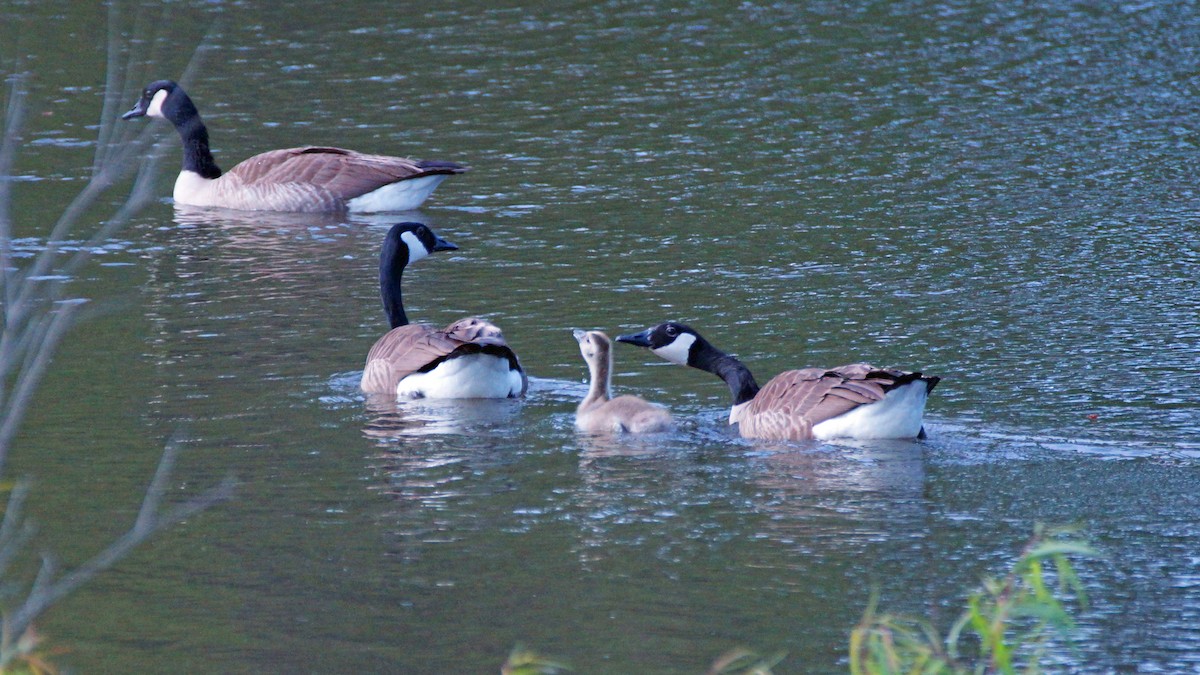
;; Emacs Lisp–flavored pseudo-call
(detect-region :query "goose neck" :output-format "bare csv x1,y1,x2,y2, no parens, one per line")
167,91,221,179
693,344,760,406
379,254,409,329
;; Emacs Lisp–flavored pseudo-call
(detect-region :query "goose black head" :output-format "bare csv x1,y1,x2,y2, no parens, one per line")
616,321,702,366
378,223,459,329
385,222,458,268
122,80,182,120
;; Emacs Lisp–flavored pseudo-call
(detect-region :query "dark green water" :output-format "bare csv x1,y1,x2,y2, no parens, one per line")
2,0,1198,672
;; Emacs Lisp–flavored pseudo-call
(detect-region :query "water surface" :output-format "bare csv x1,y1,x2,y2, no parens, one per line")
2,0,1198,672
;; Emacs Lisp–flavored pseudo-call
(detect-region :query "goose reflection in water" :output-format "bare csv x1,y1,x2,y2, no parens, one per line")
169,205,426,282
570,433,929,569
360,395,525,440
172,203,427,234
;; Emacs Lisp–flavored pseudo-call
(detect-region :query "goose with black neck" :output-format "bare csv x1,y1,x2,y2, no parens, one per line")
617,322,938,441
360,223,526,399
122,80,467,213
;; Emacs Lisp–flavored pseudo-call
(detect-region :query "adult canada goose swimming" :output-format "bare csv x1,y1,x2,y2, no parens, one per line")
122,80,467,213
616,322,939,441
360,223,526,399
573,329,673,434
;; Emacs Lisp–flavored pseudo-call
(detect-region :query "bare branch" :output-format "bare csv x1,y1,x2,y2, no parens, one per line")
92,0,126,177
2,440,235,645
8,19,215,332
0,300,83,470
0,482,36,579
0,71,29,308
0,6,232,665
0,15,214,471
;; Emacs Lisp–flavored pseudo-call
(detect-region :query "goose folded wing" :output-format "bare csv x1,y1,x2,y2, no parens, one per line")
361,324,470,393
226,147,452,199
737,364,915,439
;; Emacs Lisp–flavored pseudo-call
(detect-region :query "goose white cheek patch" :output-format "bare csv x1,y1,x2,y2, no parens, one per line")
400,231,431,263
652,332,695,366
146,88,170,118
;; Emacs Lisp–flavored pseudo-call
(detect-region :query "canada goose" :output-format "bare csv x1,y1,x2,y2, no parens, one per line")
122,80,467,213
360,222,526,399
572,329,673,434
616,322,939,441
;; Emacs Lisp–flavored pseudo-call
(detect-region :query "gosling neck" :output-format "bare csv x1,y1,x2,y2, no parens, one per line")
581,346,613,409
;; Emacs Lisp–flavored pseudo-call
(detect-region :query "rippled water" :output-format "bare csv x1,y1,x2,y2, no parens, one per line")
3,0,1199,672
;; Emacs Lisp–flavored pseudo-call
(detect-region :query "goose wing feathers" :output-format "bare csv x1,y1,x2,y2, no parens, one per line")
360,318,524,395
225,146,465,201
733,364,926,441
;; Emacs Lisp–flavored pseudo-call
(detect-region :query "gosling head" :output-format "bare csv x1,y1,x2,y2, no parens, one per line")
573,329,613,363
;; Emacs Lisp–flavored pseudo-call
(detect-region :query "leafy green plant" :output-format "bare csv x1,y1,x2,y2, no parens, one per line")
706,647,787,675
498,644,785,675
850,524,1099,675
501,644,572,675
499,526,1095,674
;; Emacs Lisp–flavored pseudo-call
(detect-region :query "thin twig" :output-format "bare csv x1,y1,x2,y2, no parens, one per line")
2,440,235,644
9,19,214,327
0,71,29,309
0,481,35,580
93,0,126,176
0,14,212,471
0,5,231,663
0,301,81,469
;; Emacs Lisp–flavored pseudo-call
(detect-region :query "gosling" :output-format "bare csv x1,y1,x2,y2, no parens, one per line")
573,329,673,434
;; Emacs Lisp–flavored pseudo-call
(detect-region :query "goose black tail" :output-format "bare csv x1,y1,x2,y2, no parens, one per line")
417,159,469,174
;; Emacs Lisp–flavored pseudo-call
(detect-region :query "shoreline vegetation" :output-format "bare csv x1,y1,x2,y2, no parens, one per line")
850,523,1098,675
501,525,1099,675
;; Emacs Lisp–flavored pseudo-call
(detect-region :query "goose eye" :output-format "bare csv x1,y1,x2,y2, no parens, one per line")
665,325,677,337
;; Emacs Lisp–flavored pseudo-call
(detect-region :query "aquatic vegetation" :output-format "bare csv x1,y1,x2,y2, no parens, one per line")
849,524,1099,675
